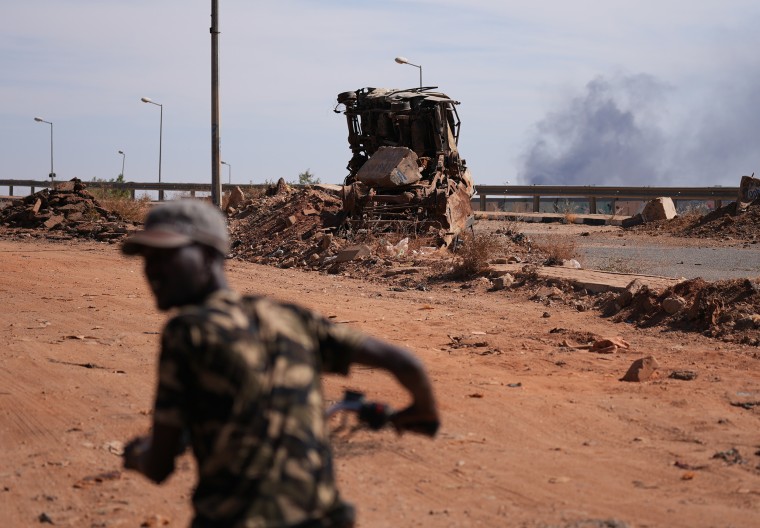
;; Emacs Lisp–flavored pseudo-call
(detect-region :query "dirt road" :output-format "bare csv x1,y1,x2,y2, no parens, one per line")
1,238,759,527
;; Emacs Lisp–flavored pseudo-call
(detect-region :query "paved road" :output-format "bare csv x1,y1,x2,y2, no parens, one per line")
481,219,760,281
576,238,760,281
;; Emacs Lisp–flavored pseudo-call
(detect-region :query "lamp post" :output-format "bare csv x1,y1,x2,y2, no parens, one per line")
140,96,164,200
117,150,125,179
221,161,231,185
33,117,55,187
394,56,422,88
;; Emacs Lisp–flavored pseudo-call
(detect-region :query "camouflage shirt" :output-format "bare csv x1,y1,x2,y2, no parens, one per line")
153,289,363,527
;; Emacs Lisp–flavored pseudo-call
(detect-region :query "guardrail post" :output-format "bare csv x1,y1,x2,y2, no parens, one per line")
31,186,35,194
130,189,136,200
715,199,722,210
8,185,13,196
589,196,597,214
479,194,486,211
190,190,196,198
158,189,165,201
532,195,540,212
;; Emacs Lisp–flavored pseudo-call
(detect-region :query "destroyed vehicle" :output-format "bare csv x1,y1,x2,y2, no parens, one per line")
334,86,475,244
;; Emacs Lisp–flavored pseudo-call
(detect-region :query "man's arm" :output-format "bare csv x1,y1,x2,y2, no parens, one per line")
349,336,439,434
123,423,184,483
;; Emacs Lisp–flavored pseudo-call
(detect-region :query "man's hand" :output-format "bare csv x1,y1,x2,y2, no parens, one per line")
123,435,150,472
391,403,440,437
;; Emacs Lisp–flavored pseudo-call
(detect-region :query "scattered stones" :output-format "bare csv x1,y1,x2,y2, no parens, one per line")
669,370,698,381
561,259,582,269
620,356,659,382
712,448,744,465
491,273,514,290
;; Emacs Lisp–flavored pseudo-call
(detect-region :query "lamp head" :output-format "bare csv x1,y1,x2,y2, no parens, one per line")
118,150,124,155
34,117,45,122
140,97,152,103
394,56,408,65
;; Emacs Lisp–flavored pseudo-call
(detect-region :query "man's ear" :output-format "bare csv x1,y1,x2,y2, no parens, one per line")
202,245,225,266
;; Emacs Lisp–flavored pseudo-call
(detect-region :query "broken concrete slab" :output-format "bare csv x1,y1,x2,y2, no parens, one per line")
227,186,246,211
43,215,65,229
489,264,681,294
737,174,760,211
334,244,371,263
642,197,677,222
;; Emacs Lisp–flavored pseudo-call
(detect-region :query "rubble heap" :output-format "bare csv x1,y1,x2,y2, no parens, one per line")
0,179,136,242
228,182,520,285
598,277,760,346
229,183,350,269
632,199,760,242
631,176,760,242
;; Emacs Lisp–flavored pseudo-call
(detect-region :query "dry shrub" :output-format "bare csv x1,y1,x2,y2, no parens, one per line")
532,235,578,266
96,195,152,223
451,232,506,277
564,212,578,224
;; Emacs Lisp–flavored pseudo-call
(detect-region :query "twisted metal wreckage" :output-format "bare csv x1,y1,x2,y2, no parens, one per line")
334,86,475,245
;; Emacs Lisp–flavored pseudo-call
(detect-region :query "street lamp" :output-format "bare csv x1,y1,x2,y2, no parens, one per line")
117,150,126,179
221,161,231,185
394,56,422,88
33,117,55,186
140,96,164,200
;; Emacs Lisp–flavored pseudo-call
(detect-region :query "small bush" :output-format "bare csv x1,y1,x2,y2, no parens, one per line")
450,233,506,277
96,195,152,223
532,235,578,266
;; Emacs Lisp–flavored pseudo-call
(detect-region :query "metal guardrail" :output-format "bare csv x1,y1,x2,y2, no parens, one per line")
0,179,269,200
0,180,740,213
473,184,739,212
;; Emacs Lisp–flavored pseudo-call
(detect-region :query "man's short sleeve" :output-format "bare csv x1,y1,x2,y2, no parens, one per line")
305,309,365,376
152,318,191,429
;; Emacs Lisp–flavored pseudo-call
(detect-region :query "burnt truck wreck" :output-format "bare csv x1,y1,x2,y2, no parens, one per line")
334,87,475,244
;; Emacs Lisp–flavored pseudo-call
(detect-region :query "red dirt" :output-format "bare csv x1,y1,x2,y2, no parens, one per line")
1,237,760,528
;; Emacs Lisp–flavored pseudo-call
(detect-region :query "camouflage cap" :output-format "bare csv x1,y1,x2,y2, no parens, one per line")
122,200,229,256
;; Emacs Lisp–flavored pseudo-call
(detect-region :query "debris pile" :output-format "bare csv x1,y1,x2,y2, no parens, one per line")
630,175,760,241
228,182,540,288
601,277,760,346
0,179,136,242
228,183,395,274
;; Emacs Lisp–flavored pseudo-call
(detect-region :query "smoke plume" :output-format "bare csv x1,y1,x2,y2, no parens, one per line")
519,71,760,186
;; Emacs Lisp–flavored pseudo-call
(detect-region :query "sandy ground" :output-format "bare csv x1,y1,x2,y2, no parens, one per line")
1,238,760,528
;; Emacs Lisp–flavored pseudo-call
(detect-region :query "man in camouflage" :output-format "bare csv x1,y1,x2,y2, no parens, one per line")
121,200,439,528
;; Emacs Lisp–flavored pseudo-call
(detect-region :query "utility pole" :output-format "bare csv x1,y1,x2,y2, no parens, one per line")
210,0,222,207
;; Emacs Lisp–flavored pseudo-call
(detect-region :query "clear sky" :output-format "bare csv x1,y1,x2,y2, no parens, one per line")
3,1,760,191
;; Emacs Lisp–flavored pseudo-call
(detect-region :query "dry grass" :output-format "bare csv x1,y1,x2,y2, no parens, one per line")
564,212,578,224
531,235,578,266
449,232,506,277
95,195,152,223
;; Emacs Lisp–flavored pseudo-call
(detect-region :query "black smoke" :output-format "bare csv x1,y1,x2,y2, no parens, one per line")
519,73,668,185
519,71,760,186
